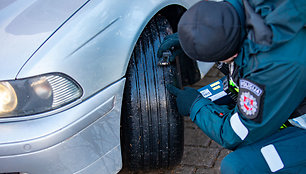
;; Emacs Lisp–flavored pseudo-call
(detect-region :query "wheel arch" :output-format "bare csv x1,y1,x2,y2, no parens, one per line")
158,5,186,33
121,4,188,76
122,4,202,87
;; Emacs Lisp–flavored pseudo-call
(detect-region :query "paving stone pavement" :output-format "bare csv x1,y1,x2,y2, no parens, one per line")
120,66,232,174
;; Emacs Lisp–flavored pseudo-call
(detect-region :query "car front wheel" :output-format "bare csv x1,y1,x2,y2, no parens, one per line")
121,14,184,171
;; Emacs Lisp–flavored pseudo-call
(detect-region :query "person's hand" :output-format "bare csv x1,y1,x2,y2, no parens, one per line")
167,84,203,116
158,33,188,63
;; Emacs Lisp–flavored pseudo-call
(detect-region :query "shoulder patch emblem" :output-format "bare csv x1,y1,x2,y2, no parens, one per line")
240,92,258,116
238,79,265,122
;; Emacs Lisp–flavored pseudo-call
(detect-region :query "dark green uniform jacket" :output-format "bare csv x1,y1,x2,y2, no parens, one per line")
190,0,306,149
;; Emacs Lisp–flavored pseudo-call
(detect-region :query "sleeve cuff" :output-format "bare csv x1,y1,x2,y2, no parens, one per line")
190,97,213,121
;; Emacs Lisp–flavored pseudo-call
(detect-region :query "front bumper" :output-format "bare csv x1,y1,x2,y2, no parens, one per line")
0,79,125,174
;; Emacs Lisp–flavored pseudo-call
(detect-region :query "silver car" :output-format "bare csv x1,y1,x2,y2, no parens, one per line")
0,0,213,173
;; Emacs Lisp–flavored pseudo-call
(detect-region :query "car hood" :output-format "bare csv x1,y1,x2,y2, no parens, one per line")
0,0,88,80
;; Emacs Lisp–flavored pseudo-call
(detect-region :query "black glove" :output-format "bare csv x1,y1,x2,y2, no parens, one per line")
157,33,188,63
167,84,203,116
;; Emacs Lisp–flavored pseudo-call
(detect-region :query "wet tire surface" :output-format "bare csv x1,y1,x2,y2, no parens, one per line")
121,14,184,171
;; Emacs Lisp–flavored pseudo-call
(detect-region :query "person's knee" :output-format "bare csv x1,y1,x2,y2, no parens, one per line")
220,154,237,174
220,152,245,174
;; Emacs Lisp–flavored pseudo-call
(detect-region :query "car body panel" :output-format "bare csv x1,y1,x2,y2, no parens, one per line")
0,0,88,80
16,0,201,99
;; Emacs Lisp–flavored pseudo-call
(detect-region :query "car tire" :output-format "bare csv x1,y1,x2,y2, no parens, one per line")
121,14,184,171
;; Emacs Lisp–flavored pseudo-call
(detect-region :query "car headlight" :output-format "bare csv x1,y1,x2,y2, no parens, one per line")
0,73,82,118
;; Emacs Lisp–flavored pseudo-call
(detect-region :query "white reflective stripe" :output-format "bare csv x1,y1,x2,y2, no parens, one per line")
230,113,248,140
261,144,284,172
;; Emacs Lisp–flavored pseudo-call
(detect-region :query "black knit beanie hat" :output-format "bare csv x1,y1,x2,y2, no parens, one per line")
178,1,241,62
